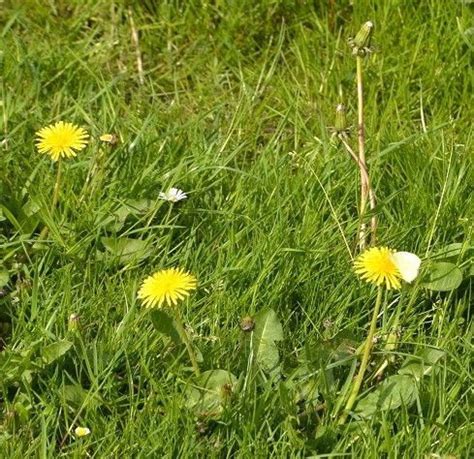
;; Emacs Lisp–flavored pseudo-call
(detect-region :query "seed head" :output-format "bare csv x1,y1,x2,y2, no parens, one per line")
240,316,255,332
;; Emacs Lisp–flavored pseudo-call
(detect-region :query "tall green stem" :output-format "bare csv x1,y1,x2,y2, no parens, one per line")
38,160,62,241
51,160,62,210
338,286,383,424
172,310,201,377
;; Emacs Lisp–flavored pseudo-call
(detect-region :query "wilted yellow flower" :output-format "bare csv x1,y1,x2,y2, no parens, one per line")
74,426,90,437
36,121,88,161
99,133,118,144
354,247,421,290
138,268,197,308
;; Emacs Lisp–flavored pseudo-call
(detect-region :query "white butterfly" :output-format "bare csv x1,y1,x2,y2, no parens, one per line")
392,252,422,283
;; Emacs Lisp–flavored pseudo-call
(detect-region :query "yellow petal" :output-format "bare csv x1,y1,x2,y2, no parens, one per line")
74,426,91,437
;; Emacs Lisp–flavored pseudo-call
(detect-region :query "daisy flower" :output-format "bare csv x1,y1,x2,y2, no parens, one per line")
354,247,421,290
36,121,88,161
159,187,188,203
138,268,197,308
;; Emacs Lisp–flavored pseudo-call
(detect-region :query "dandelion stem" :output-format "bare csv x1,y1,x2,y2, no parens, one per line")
339,134,376,244
356,55,371,250
172,309,201,377
37,160,62,241
338,286,383,424
51,160,62,211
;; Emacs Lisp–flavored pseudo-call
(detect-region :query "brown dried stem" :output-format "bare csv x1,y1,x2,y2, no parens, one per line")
339,133,376,244
128,8,144,85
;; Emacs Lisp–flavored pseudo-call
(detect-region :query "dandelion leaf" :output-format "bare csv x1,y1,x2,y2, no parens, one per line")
355,374,417,418
41,340,73,365
399,347,445,380
149,310,182,345
423,261,463,291
185,369,238,416
252,308,284,373
101,237,151,264
0,267,9,288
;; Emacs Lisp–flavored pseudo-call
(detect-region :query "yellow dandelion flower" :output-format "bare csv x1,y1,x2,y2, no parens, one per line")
138,268,197,308
74,426,91,437
36,121,88,161
354,247,402,289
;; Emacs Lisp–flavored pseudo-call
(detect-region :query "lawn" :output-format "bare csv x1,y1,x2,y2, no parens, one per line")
1,0,473,457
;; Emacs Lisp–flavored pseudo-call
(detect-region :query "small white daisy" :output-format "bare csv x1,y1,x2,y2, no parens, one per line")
159,187,188,203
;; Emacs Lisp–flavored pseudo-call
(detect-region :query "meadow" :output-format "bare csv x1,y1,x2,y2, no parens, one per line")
0,1,473,457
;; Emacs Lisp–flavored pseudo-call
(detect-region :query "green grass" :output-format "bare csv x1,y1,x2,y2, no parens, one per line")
1,0,473,457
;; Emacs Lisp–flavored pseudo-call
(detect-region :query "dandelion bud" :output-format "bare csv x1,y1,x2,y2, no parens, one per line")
68,313,80,332
354,21,374,49
334,104,348,132
240,316,255,332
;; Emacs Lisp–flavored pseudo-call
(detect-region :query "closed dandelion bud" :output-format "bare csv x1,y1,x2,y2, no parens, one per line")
68,313,80,332
221,383,234,400
354,21,374,50
240,316,255,332
334,104,348,132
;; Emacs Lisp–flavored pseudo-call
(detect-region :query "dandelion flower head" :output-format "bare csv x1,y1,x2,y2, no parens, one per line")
354,247,421,289
36,121,88,161
138,267,197,308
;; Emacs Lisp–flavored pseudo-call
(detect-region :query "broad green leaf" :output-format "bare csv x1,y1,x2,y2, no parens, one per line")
0,267,9,288
356,374,417,418
22,199,41,217
0,348,39,385
149,310,182,345
185,369,237,416
101,237,151,264
100,199,153,231
62,384,88,406
62,384,101,408
423,262,463,292
252,308,284,373
41,340,73,365
11,393,32,425
399,348,445,380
